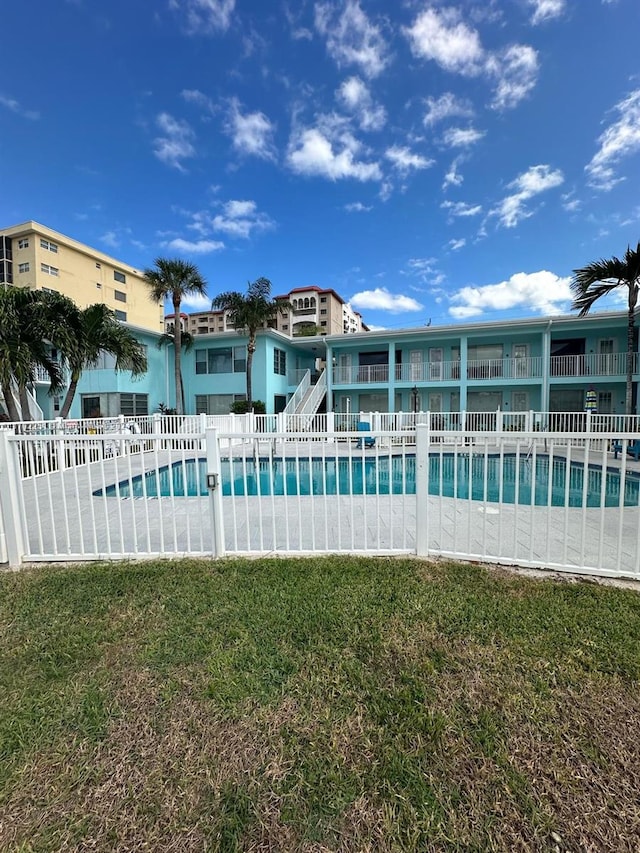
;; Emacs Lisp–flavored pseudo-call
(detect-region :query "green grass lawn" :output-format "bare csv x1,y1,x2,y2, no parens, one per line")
1,557,639,852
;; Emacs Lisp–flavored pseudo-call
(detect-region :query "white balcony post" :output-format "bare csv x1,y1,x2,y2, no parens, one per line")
205,428,225,558
415,423,430,557
0,431,26,568
497,409,503,433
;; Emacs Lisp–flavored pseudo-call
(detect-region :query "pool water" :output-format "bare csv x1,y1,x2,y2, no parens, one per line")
98,454,640,508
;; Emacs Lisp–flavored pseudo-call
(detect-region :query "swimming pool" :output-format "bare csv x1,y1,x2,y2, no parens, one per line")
97,454,640,508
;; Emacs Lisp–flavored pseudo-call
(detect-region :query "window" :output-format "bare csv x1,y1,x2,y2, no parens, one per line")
42,287,58,294
96,262,101,269
114,290,127,302
41,263,59,276
18,262,30,273
114,270,126,284
87,351,117,370
114,309,127,321
196,346,246,374
320,296,327,303
195,394,246,415
320,309,327,315
320,321,327,327
40,238,58,252
282,324,288,331
274,348,286,375
81,393,148,417
96,283,102,289
18,238,29,249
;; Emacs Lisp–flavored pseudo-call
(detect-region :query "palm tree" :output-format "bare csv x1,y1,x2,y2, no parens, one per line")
212,278,290,411
58,304,148,419
571,242,640,414
0,288,69,421
143,258,207,415
156,329,194,415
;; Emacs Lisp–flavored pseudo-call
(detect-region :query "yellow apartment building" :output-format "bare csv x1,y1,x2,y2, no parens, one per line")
0,221,164,333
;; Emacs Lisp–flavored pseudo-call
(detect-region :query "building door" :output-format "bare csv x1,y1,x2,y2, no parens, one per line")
512,391,529,411
409,349,423,381
337,353,351,384
428,393,442,412
598,339,615,374
274,395,287,414
513,344,529,377
429,348,443,380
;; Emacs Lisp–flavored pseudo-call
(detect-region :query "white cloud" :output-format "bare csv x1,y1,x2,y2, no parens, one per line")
165,237,225,254
211,199,274,238
336,76,386,131
0,94,39,121
181,292,213,311
585,88,640,191
449,270,572,318
423,92,474,126
405,8,538,111
562,192,581,212
488,44,539,110
403,257,444,286
385,145,434,173
169,0,235,33
100,231,119,249
404,7,484,76
448,238,466,251
443,126,485,147
442,156,464,188
315,0,389,78
441,200,483,218
153,112,196,171
350,287,423,313
181,88,216,113
287,126,381,181
344,201,372,212
225,98,276,160
492,164,564,228
528,0,566,24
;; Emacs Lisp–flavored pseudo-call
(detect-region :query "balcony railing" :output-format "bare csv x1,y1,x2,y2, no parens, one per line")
333,365,390,384
550,352,639,377
334,356,543,385
467,356,543,380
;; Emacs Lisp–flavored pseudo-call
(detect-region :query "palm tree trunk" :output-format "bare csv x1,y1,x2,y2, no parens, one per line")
627,305,636,415
1,380,21,422
246,334,256,411
59,375,79,419
173,298,183,416
19,385,32,421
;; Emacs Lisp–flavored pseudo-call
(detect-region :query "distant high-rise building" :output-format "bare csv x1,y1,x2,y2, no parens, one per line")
0,221,164,333
166,284,369,337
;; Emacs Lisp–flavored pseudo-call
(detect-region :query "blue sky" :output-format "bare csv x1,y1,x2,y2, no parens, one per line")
1,0,639,330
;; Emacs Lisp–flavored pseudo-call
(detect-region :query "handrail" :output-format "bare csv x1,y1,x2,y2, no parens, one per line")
283,369,311,415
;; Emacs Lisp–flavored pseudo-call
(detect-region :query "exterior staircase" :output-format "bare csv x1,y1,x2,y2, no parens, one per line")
284,368,326,430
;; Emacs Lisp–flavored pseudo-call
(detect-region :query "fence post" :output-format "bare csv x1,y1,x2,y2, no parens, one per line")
205,428,225,558
0,431,27,568
496,409,503,433
55,416,67,471
415,423,430,557
326,410,335,439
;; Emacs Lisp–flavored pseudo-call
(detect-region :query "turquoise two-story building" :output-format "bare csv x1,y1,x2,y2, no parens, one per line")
34,309,639,420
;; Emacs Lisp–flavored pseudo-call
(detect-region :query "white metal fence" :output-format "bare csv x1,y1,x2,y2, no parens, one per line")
1,422,639,579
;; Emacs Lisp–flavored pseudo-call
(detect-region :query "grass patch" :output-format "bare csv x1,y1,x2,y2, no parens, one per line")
0,557,639,851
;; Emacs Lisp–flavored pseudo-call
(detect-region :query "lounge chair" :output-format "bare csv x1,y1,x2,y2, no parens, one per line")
612,439,640,460
355,421,376,449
